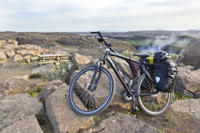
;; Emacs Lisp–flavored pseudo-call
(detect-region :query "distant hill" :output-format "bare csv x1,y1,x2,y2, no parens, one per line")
77,30,200,54
0,32,134,55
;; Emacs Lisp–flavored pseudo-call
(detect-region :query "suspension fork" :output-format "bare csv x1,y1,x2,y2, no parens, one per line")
88,59,102,91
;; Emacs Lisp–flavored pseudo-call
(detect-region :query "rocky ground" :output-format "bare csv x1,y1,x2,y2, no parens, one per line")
0,32,200,133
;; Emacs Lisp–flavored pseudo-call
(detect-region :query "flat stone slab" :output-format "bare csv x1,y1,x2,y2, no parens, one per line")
86,113,160,133
1,115,43,133
0,94,43,131
170,98,200,119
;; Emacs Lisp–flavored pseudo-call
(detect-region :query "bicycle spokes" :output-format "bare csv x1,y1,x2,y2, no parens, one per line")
71,68,111,112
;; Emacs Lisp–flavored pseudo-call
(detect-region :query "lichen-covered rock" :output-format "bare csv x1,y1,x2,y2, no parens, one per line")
0,94,43,131
1,115,43,133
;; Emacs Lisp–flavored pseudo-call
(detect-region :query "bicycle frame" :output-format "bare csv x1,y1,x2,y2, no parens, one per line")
95,48,157,97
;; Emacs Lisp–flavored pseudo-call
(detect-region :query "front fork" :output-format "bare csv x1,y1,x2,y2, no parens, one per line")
88,59,103,91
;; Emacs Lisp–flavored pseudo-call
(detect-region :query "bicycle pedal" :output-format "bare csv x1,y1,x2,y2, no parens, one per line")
121,90,132,103
132,106,139,111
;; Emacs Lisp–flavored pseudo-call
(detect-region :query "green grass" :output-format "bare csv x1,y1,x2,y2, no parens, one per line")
172,92,192,102
18,59,26,63
40,114,54,133
26,83,46,97
170,53,183,60
93,116,101,127
164,111,174,123
124,39,153,47
122,49,139,61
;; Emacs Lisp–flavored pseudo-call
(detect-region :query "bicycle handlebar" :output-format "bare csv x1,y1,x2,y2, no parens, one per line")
90,31,103,40
91,31,111,48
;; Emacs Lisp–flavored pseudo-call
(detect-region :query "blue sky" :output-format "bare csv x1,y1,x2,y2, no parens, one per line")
0,0,200,32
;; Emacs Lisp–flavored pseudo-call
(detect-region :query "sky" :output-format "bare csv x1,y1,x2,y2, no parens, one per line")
0,0,200,32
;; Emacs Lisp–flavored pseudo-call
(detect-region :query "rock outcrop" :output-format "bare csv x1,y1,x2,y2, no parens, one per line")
0,40,49,63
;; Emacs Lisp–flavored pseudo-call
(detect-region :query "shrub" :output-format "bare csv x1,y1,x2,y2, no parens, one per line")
47,61,73,81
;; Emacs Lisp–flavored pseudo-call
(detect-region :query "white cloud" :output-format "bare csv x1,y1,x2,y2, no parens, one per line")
0,0,200,31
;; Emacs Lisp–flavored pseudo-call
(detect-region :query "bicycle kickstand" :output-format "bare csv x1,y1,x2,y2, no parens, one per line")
131,96,139,111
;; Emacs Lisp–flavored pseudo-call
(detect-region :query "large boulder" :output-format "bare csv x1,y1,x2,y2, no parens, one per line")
38,80,63,100
70,53,93,67
4,50,15,58
0,94,43,131
175,66,200,97
45,83,94,133
178,43,200,69
108,69,127,105
13,54,23,62
0,51,7,61
112,57,133,79
84,113,160,133
170,98,200,120
1,115,43,133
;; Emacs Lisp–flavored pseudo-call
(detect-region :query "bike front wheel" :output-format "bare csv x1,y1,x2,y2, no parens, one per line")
68,66,115,116
137,74,172,116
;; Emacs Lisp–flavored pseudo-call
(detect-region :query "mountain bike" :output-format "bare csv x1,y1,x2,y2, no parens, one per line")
68,31,172,116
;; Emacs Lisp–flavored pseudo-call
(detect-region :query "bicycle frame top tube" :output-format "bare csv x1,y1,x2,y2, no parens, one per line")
109,50,140,64
102,48,140,64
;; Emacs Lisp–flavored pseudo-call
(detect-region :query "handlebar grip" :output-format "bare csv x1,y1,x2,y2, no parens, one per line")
90,32,99,34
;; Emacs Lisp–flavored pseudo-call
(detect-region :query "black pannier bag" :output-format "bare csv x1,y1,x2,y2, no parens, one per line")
153,51,177,92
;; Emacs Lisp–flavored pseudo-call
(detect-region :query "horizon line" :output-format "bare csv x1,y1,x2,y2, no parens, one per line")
1,29,200,33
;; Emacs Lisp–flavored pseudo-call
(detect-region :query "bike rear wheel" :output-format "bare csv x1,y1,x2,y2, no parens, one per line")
69,66,115,116
137,74,172,116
